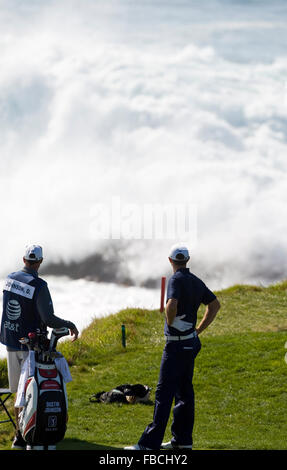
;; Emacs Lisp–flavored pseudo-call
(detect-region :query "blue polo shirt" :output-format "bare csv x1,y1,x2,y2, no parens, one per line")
165,268,216,336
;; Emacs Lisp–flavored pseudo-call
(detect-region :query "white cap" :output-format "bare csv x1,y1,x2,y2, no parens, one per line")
24,244,43,261
169,244,190,262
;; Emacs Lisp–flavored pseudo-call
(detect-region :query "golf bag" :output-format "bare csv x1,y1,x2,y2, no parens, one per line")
18,328,70,448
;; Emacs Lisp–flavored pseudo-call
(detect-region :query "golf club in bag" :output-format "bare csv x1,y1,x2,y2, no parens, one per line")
18,327,70,450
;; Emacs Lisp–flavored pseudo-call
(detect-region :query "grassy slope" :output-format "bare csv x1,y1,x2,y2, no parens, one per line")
0,281,287,450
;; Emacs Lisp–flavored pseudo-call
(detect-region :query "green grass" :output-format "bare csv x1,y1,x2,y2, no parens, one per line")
1,281,287,450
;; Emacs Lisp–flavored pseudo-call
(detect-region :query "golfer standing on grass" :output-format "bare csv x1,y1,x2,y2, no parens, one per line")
125,245,220,450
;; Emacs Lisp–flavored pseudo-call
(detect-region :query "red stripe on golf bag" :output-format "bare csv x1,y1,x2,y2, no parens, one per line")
23,412,36,438
24,377,33,395
40,379,61,390
38,368,58,379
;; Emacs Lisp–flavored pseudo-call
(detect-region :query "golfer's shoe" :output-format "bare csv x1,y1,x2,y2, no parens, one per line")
124,444,152,450
26,445,44,450
26,445,56,450
161,441,192,449
11,431,26,450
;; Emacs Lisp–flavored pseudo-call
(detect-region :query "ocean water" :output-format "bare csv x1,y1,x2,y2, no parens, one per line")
0,0,287,346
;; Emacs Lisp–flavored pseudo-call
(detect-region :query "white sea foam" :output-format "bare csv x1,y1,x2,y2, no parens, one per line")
0,1,286,290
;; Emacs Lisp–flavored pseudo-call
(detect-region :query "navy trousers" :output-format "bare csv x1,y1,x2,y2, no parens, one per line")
138,335,201,449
